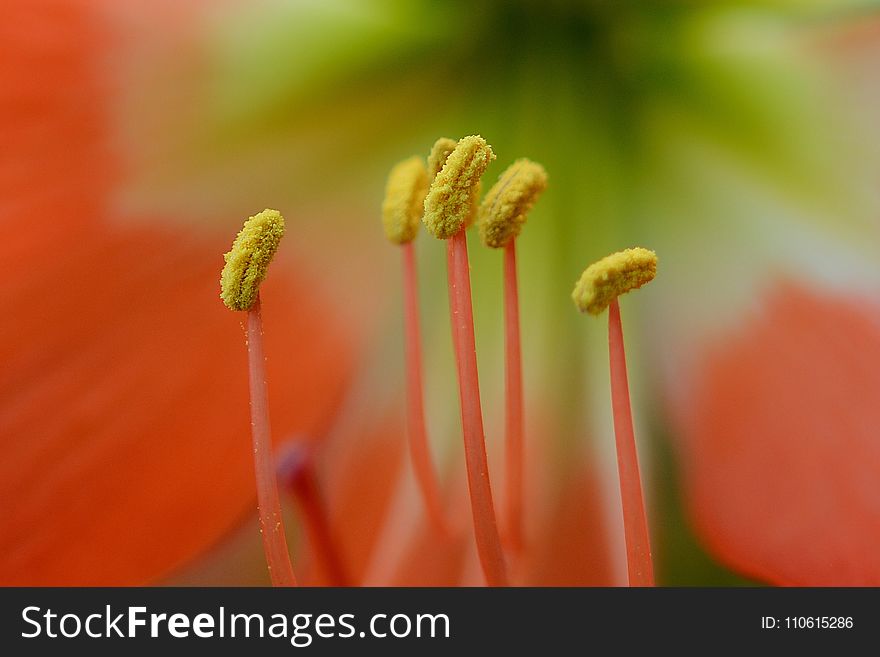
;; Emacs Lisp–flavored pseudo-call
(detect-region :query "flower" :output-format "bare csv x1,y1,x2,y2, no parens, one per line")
0,0,358,585
6,0,880,587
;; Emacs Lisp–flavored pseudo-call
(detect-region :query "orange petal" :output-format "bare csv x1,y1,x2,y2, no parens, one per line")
520,461,616,586
681,283,880,585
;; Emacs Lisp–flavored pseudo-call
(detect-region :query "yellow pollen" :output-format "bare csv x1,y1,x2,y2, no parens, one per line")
572,247,658,315
423,135,495,239
478,158,548,248
381,156,429,245
427,137,482,229
220,209,285,311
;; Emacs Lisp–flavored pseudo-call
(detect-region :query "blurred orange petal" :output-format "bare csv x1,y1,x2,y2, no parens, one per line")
521,461,615,586
681,283,880,585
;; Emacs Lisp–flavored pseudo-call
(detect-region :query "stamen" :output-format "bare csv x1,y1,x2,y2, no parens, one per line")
422,135,495,239
278,444,351,587
571,247,657,316
478,158,548,555
424,135,507,585
382,156,450,536
573,248,657,587
220,210,296,587
382,157,429,245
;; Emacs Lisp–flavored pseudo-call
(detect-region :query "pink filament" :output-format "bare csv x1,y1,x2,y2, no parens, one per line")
402,242,449,536
447,230,509,586
608,298,654,587
503,240,524,554
247,294,297,587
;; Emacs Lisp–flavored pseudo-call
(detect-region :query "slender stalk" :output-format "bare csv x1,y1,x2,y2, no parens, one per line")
283,448,351,587
247,294,297,587
607,298,654,587
502,240,525,554
447,230,508,586
402,242,449,536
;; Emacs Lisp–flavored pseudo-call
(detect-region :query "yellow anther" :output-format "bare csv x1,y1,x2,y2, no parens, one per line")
422,135,495,239
382,156,429,245
572,247,657,315
427,138,458,179
428,138,482,229
220,209,285,311
478,158,547,248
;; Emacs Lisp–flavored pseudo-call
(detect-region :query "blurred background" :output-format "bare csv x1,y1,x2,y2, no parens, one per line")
3,0,880,586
